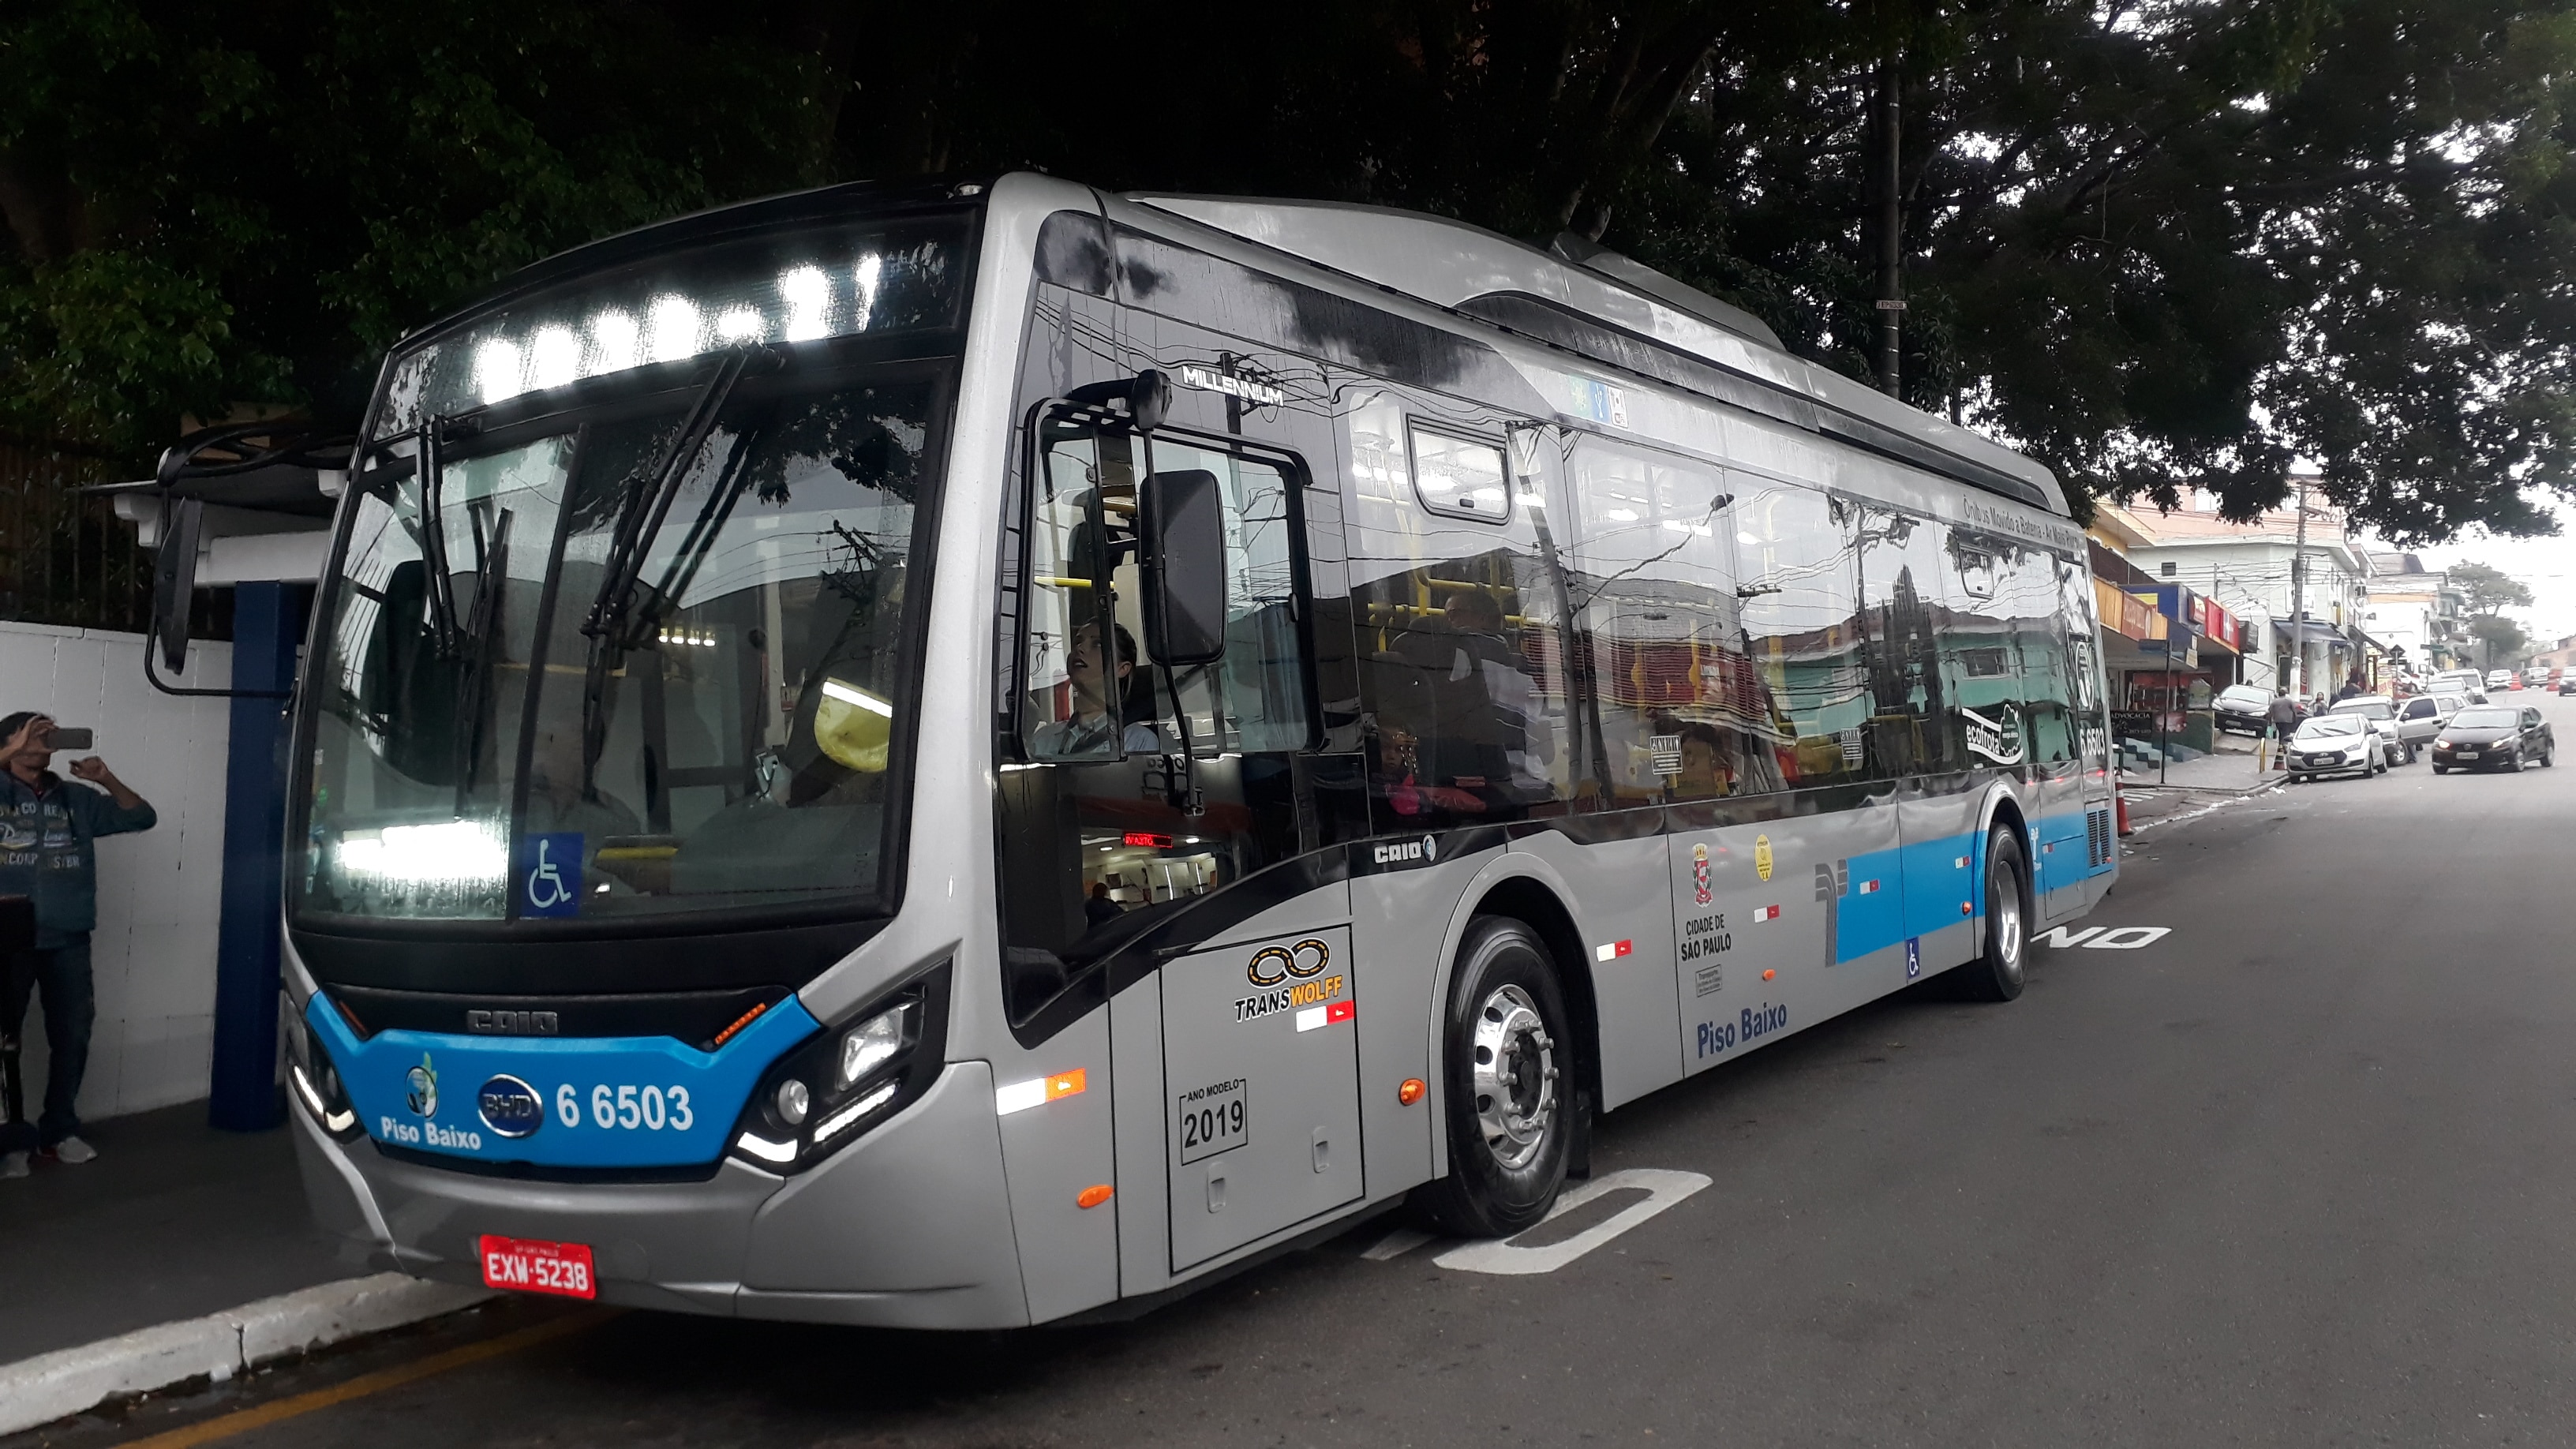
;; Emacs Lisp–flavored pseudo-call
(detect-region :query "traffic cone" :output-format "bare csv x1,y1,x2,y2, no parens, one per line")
2115,784,2133,837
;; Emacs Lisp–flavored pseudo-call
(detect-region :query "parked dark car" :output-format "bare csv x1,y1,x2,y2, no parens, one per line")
2430,705,2557,773
2213,683,2276,736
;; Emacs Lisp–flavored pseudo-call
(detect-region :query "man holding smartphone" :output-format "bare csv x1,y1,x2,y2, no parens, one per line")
0,712,155,1178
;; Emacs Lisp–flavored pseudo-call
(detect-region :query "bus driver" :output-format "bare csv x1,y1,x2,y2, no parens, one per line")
1033,620,1161,758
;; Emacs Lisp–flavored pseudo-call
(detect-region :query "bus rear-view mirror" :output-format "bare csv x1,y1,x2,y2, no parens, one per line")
1140,468,1226,667
149,494,205,673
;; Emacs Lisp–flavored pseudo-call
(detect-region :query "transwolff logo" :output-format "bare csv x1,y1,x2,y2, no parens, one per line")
1371,834,1440,867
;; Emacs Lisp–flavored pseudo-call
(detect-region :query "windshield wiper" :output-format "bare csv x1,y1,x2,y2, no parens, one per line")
576,345,760,795
415,419,463,655
583,345,759,650
450,506,513,812
623,418,765,650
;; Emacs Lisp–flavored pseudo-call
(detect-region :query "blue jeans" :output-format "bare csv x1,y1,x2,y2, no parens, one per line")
4,936,93,1146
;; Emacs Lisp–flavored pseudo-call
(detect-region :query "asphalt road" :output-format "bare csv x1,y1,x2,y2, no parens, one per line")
24,691,2576,1448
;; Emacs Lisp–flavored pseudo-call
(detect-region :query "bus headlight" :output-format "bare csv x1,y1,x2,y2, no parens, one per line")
288,1008,362,1140
730,963,948,1173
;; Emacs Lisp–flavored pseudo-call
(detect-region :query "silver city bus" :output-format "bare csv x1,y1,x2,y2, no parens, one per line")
283,174,2117,1326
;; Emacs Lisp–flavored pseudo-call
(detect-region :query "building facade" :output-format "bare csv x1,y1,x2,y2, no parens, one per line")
2100,487,2371,699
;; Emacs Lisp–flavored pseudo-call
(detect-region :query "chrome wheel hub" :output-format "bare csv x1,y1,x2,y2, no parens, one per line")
1470,983,1556,1171
1995,867,2024,981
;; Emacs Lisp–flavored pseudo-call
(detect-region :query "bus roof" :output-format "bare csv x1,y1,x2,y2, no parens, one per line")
1125,191,2067,516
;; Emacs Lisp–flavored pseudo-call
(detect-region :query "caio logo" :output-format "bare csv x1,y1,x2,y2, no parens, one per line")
1247,938,1331,987
1370,835,1440,867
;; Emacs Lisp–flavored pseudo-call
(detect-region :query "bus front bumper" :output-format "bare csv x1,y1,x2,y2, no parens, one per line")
291,1059,1029,1329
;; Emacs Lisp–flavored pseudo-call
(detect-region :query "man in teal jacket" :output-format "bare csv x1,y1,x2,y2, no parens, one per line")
0,712,156,1177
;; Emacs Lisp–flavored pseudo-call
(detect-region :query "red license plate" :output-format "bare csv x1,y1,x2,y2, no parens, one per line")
478,1234,597,1300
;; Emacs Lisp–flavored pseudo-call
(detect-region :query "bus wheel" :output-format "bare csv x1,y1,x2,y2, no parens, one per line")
1960,831,2030,1002
1416,916,1574,1238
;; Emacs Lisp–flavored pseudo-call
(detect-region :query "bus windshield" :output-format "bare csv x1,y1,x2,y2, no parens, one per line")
292,365,946,927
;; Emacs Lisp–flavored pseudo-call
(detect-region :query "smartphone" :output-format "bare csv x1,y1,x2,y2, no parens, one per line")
47,727,92,751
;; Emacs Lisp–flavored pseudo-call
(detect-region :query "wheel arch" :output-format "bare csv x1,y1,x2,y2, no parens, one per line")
1975,782,2035,954
1413,855,1601,1181
1466,874,1601,1130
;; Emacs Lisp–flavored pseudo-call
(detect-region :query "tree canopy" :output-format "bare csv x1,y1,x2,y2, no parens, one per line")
7,0,2576,545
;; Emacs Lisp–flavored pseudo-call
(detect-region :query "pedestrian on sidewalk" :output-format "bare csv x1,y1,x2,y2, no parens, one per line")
0,712,156,1178
2265,690,2299,769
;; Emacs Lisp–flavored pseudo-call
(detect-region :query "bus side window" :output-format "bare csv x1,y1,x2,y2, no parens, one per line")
1732,478,1867,788
1343,400,1581,826
2000,546,2076,764
1565,436,1762,803
1942,530,2018,765
1854,503,1963,778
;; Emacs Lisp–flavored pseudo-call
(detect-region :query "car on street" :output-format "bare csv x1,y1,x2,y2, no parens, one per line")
2390,695,2451,756
2214,683,2275,736
2285,714,2385,781
2429,669,2488,702
2525,666,2552,689
2431,705,2557,773
2559,674,2576,696
2325,695,2412,764
2488,668,2518,691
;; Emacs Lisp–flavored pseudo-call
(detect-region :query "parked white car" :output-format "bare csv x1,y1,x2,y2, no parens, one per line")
2286,714,2385,781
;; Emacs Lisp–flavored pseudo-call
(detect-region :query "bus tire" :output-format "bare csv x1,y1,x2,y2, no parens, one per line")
1414,915,1574,1238
1960,831,2030,1002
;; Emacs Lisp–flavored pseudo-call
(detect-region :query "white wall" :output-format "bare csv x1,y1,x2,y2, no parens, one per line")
2,621,234,1121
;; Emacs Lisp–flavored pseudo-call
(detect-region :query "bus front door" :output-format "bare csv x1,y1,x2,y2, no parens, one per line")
1159,926,1364,1271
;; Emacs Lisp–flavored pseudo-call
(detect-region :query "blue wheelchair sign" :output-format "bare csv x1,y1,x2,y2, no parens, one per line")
516,833,584,918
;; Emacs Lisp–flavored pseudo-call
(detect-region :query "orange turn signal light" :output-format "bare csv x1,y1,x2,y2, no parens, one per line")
1076,1184,1114,1209
1398,1077,1426,1106
1762,968,1777,981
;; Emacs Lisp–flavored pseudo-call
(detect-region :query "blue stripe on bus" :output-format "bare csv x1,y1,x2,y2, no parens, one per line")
308,991,818,1169
1833,810,2110,964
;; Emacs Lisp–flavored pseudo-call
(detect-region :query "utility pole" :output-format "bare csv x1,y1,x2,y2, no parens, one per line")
2288,475,2308,702
1871,53,1904,398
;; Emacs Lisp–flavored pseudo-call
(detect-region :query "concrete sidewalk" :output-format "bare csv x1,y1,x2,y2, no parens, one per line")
0,1099,365,1365
0,1101,499,1437
2120,745,2289,828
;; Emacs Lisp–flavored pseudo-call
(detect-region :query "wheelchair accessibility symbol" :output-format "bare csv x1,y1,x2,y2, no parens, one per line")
516,833,584,918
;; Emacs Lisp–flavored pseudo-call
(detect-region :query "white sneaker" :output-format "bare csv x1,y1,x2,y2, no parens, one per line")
0,1151,27,1179
49,1136,96,1165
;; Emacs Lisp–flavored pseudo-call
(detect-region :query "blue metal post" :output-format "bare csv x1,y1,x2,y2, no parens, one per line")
208,581,312,1131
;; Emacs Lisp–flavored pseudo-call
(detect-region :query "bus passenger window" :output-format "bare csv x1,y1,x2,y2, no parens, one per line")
1732,479,1868,788
1344,399,1580,826
1565,436,1771,803
1855,504,1961,777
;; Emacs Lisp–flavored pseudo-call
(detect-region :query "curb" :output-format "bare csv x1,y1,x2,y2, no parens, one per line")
0,1274,494,1437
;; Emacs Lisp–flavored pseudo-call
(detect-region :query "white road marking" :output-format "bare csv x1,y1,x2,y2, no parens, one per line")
1359,1226,1436,1261
1432,1168,1713,1276
2038,925,2174,949
2084,926,2172,949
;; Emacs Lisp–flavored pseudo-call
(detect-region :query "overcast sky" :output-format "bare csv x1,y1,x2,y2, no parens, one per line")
2362,499,2576,646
